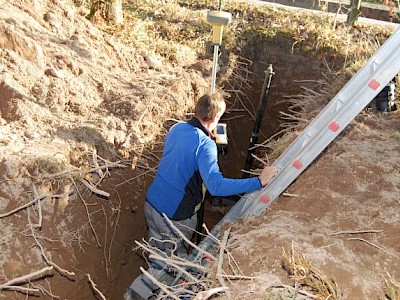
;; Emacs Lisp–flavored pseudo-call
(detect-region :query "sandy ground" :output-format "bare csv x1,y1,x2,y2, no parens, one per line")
210,113,400,299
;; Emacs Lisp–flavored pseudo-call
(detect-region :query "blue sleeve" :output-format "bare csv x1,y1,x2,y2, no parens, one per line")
197,137,262,196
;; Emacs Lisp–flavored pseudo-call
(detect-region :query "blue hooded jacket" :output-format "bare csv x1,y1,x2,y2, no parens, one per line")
146,118,261,220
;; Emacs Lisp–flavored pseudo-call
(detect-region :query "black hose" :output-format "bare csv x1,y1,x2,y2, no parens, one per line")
195,200,205,244
243,64,275,178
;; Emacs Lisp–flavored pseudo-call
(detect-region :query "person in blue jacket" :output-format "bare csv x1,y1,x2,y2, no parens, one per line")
127,92,278,299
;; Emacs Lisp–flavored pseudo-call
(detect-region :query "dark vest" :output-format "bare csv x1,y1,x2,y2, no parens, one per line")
172,118,213,220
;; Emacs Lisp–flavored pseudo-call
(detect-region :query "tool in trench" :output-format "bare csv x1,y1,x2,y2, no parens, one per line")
206,9,231,93
206,7,231,155
243,64,275,177
195,7,232,245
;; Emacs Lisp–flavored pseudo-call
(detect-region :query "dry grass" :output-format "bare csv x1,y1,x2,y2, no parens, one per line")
81,0,393,72
381,274,400,300
282,246,342,299
256,71,349,161
97,0,210,66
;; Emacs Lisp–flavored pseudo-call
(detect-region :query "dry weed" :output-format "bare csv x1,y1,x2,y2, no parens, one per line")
97,0,209,66
381,273,400,300
282,246,342,299
257,72,349,161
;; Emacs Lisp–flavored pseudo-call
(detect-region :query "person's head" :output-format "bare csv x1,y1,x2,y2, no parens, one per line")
195,93,226,131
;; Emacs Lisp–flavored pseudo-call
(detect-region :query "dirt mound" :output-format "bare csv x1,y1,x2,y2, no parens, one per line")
0,0,208,298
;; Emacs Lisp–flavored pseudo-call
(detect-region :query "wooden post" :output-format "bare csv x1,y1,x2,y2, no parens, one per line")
347,0,362,26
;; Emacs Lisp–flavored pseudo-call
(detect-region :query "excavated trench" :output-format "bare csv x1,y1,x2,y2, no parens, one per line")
67,37,343,300
3,2,398,299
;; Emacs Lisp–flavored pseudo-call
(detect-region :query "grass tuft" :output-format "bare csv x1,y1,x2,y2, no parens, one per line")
282,246,342,299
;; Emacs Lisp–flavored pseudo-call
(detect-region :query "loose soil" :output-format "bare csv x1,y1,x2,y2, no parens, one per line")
0,0,399,299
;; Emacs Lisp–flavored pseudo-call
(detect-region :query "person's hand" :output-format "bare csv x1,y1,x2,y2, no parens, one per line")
258,165,278,187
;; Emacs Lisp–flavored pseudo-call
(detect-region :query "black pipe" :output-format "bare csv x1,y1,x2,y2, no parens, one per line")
195,198,205,244
243,64,275,178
